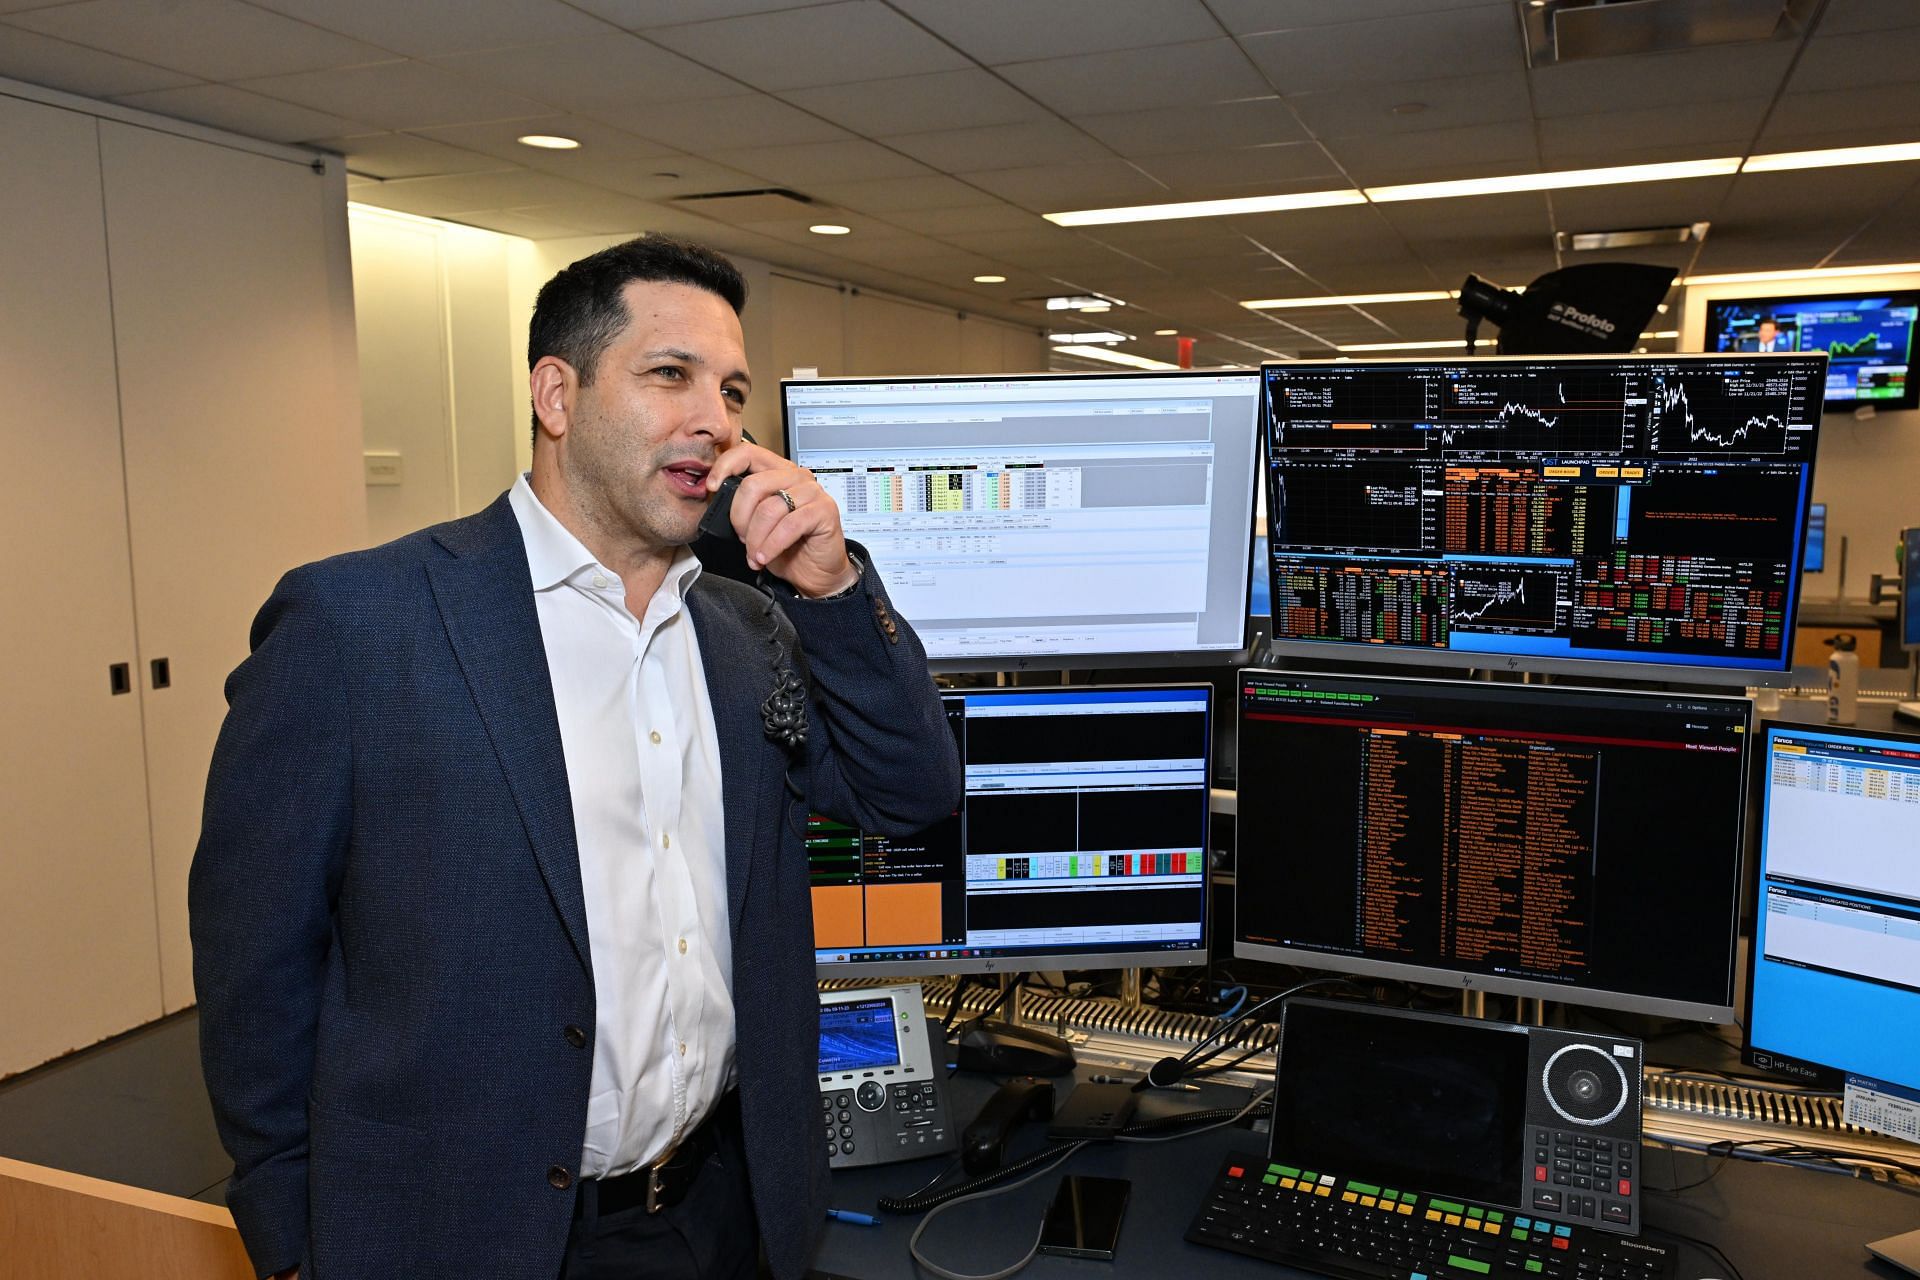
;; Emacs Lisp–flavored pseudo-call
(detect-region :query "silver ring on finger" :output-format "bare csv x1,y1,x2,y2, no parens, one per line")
777,488,797,513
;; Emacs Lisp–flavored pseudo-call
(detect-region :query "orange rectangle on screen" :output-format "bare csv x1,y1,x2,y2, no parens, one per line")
810,885,865,949
864,882,945,947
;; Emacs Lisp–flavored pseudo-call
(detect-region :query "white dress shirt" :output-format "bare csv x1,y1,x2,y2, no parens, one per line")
508,475,735,1178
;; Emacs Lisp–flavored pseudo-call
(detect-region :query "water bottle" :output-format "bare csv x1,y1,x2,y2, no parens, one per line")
1827,633,1859,725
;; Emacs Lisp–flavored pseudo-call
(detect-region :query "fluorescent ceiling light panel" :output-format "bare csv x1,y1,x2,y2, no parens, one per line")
1337,339,1472,352
1243,290,1456,311
1053,344,1179,370
1681,262,1920,285
1365,158,1739,203
1045,189,1366,227
517,134,580,150
1743,142,1920,173
1049,331,1131,344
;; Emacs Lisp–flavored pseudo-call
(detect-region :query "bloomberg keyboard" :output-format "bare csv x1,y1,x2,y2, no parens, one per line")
1187,1154,1674,1280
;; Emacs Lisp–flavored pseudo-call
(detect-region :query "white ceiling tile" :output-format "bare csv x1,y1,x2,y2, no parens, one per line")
1816,0,1920,33
1323,120,1535,183
1789,26,1920,91
110,83,369,142
448,206,597,238
247,0,610,57
1210,0,1505,35
645,1,968,92
1133,142,1345,195
309,131,511,179
236,60,553,130
362,168,620,215
709,138,932,185
571,0,844,29
1531,43,1799,118
1535,98,1770,163
0,26,200,96
587,93,851,149
995,40,1272,116
956,159,1170,212
587,157,780,200
1546,177,1737,232
781,69,1048,135
1239,6,1524,95
7,0,390,81
880,119,1112,172
887,0,1218,64
1757,83,1920,151
891,203,1047,234
429,34,740,113
1071,98,1309,156
805,174,1003,213
1286,71,1532,139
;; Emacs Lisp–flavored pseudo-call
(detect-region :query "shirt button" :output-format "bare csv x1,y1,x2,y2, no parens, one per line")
650,730,662,745
661,832,671,849
548,1165,573,1190
678,1041,688,1057
591,573,608,589
677,937,688,955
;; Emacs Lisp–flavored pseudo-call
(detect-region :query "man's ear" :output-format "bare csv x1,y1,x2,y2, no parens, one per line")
530,356,578,441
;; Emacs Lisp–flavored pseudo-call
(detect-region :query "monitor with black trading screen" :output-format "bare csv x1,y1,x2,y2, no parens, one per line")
1234,670,1752,1021
783,372,1261,672
1745,725,1920,1115
811,683,1212,977
1261,353,1826,684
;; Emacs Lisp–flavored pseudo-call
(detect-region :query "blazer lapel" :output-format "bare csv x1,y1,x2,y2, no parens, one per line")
427,498,592,975
688,582,774,939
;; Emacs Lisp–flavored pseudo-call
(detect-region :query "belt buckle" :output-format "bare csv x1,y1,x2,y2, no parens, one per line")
644,1142,678,1214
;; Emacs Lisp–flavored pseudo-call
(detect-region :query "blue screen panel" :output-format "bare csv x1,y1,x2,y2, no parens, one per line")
818,997,901,1073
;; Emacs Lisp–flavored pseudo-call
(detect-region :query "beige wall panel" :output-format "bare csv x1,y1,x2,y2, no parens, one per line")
100,121,365,1012
844,293,960,377
0,1156,253,1279
0,95,163,1076
956,314,1002,374
351,213,454,545
442,228,522,513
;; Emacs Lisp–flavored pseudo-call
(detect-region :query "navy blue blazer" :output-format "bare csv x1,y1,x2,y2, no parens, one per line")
189,494,961,1279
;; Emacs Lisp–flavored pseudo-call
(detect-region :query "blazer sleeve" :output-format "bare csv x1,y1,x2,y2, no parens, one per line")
187,567,354,1276
777,549,961,836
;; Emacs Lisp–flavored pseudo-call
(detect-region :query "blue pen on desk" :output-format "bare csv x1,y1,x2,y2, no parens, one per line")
826,1208,879,1226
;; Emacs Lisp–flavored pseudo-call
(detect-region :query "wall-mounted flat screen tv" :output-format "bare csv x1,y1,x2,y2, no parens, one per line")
1704,292,1918,412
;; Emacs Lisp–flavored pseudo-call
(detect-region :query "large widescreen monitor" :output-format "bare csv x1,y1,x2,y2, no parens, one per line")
1235,670,1752,1022
1704,292,1918,412
1260,354,1825,684
784,372,1261,671
1745,725,1920,1099
1803,502,1826,574
812,684,1212,977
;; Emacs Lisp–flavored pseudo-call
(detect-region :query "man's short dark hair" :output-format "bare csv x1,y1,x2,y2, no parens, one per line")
527,234,747,439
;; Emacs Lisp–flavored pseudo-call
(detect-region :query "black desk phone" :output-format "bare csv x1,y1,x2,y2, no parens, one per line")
817,984,956,1170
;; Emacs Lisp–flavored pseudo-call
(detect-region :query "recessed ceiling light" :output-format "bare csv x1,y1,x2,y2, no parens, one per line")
1243,290,1457,311
809,224,852,235
517,134,580,150
973,274,1007,284
1154,328,1179,336
652,170,681,179
1053,345,1179,370
1080,303,1111,313
1044,294,1125,311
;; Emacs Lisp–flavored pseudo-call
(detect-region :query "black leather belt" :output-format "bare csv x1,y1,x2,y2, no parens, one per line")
576,1096,731,1217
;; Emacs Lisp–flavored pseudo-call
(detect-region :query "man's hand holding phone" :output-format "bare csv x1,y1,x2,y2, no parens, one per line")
703,441,859,599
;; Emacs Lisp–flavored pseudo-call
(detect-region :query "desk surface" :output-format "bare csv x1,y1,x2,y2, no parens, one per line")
814,1070,1919,1280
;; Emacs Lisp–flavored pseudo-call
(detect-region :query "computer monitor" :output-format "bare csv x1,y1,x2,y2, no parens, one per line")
1704,292,1918,412
1804,503,1826,574
1903,527,1920,653
1261,353,1826,685
783,372,1261,672
1744,725,1920,1095
811,683,1213,977
1234,670,1752,1022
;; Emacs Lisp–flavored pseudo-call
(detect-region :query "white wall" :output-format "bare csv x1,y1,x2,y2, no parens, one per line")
1681,270,1920,598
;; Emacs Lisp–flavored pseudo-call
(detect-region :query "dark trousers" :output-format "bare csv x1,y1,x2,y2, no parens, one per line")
558,1105,762,1280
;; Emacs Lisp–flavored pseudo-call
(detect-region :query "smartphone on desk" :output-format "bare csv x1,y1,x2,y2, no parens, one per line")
1037,1174,1130,1261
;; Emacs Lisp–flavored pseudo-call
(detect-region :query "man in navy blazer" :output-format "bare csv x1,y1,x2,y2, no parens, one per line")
189,237,961,1279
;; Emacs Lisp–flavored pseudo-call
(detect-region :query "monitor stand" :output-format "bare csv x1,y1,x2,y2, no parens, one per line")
1119,967,1144,1009
1460,989,1487,1020
1867,1227,1920,1276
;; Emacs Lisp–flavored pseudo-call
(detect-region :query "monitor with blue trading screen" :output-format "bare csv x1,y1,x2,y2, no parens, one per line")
1235,670,1752,1021
1745,725,1920,1110
1260,353,1826,684
784,371,1261,672
1705,292,1918,411
810,683,1212,977
1804,503,1825,574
